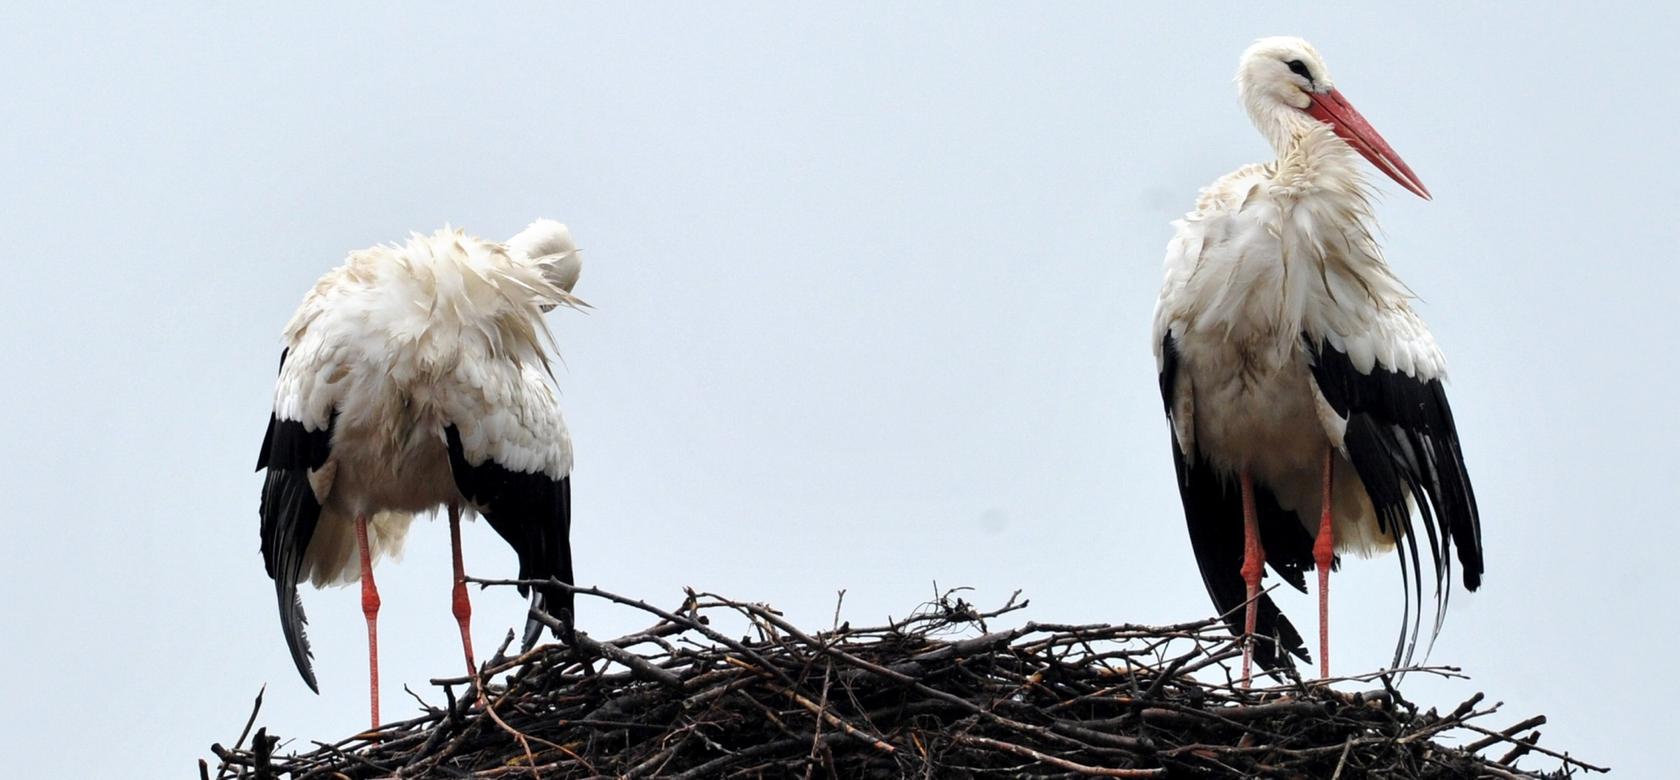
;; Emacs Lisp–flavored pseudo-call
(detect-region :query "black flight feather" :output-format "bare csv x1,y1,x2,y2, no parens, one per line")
256,349,335,692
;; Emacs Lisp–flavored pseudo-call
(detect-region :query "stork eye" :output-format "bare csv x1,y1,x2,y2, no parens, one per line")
1286,59,1313,81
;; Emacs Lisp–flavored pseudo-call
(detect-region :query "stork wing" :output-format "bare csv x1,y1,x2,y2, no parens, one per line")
1158,332,1315,672
444,364,576,652
256,348,335,692
1302,315,1484,669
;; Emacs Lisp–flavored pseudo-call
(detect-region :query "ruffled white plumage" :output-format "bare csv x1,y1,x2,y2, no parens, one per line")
270,222,582,586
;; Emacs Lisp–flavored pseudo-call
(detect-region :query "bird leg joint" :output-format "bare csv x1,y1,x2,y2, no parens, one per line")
1240,547,1265,585
452,577,472,623
447,503,478,679
357,515,381,620
1313,527,1334,569
361,577,382,618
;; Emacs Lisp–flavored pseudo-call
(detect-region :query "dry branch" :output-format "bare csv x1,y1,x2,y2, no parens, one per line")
208,583,1605,778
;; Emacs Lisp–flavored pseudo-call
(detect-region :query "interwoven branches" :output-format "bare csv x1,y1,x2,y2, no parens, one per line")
207,583,1603,779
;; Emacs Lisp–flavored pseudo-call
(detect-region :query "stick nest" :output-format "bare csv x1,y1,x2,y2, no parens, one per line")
208,583,1603,779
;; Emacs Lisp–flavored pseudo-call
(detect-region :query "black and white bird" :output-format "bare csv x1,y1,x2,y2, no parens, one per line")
1151,38,1485,685
256,219,586,728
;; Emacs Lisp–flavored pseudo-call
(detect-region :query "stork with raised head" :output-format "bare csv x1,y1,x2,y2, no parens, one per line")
1152,38,1485,684
256,219,587,729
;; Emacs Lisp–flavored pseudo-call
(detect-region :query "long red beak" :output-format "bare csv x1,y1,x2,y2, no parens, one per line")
1307,88,1431,200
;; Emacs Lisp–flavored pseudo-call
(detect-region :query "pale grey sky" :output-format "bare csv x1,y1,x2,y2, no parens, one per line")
2,3,1674,775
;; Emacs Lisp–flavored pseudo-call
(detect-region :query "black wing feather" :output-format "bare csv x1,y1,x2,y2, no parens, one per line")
1161,333,1316,672
444,425,575,652
1304,334,1484,666
256,351,334,693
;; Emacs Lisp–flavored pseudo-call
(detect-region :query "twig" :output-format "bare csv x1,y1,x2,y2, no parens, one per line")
215,685,266,780
948,733,1166,777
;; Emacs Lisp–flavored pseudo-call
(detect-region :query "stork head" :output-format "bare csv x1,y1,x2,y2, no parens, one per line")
1237,36,1430,200
507,218,584,294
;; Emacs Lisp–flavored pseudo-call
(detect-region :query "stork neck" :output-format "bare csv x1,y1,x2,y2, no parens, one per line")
1250,103,1324,163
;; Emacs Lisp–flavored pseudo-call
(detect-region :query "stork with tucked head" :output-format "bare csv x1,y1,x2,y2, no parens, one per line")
1152,38,1484,684
256,219,587,729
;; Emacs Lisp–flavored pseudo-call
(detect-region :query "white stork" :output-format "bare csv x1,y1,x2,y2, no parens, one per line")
256,220,586,728
1152,38,1485,685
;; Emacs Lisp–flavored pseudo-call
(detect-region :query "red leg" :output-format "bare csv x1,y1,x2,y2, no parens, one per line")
1314,449,1335,680
355,513,381,731
1238,469,1264,688
449,503,478,679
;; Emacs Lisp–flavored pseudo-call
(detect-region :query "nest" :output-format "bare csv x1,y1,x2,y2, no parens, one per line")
207,582,1603,779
